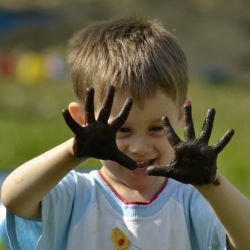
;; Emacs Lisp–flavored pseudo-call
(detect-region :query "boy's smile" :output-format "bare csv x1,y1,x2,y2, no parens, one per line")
100,89,184,200
132,158,157,174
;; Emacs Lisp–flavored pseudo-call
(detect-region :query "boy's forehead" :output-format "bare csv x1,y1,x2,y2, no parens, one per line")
114,88,175,105
105,90,180,124
92,87,179,115
112,89,178,110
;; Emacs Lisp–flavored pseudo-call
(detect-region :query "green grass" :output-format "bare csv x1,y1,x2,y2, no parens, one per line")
0,77,102,171
187,80,250,198
1,77,250,197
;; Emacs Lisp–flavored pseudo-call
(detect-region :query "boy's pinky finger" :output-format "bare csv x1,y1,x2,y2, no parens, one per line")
211,129,235,154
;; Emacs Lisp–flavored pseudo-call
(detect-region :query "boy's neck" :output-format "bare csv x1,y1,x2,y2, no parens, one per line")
99,168,167,203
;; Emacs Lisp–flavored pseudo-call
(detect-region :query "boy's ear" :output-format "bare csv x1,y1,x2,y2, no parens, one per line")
184,96,192,106
177,96,192,126
68,102,86,125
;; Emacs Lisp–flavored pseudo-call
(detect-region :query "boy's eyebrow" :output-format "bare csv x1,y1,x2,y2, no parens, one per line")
121,117,165,126
150,116,176,125
150,118,165,124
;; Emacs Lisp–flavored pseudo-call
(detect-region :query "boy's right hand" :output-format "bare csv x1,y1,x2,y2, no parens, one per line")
62,86,137,170
147,104,234,185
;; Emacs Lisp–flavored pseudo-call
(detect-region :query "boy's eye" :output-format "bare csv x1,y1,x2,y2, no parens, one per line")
150,126,164,131
118,127,130,133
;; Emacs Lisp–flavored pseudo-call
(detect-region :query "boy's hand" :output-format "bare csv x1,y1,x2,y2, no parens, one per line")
147,104,234,185
62,86,137,170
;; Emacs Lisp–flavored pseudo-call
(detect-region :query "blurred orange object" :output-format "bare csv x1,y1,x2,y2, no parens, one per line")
0,54,16,76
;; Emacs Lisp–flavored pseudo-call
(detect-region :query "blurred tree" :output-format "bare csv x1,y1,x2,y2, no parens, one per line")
0,0,249,82
0,0,82,10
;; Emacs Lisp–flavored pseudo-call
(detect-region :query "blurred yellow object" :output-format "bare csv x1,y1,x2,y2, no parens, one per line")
15,51,46,84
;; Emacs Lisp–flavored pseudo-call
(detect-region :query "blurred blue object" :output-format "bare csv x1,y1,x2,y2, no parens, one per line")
194,62,233,84
0,8,54,40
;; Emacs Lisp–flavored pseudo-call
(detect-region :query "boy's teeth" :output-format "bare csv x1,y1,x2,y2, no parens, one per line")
136,160,151,169
133,159,155,171
137,161,147,165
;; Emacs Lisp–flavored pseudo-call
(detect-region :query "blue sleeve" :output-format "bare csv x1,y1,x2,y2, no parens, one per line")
0,205,10,250
4,171,77,250
39,171,98,250
6,210,42,250
6,170,103,250
183,184,228,250
4,172,76,250
39,171,77,249
3,202,39,250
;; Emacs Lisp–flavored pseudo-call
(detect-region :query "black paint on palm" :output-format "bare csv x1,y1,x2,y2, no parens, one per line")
147,105,235,185
62,86,137,170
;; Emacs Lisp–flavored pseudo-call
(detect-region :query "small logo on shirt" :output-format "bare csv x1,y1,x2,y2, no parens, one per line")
111,227,129,249
111,227,142,250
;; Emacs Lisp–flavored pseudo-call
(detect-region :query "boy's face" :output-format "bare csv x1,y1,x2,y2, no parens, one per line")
100,89,184,192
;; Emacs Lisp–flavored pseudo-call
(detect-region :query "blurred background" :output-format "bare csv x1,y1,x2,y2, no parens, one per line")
0,0,250,198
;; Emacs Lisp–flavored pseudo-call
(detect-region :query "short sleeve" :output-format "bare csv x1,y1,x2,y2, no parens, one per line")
0,205,11,250
183,184,228,250
5,171,78,250
6,210,42,250
38,170,98,250
38,171,77,249
6,170,98,250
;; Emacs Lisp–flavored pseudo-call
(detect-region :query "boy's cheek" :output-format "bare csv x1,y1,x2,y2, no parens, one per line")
160,143,175,165
116,133,128,140
115,139,126,152
100,159,121,170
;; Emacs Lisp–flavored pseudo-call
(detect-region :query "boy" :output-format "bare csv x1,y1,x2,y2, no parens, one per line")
2,16,250,249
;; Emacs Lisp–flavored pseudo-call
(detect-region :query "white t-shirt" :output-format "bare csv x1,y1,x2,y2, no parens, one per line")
7,170,228,250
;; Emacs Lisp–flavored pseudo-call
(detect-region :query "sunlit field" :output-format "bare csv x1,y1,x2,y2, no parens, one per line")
188,79,250,198
1,77,250,197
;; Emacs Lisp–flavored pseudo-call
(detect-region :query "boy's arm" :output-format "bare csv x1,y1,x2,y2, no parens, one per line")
196,171,250,250
1,86,136,221
1,139,82,221
147,105,250,249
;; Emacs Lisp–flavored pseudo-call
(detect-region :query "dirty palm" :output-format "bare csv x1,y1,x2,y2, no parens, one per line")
63,86,234,185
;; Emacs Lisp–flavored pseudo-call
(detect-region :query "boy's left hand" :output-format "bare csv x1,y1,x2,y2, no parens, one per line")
147,104,234,185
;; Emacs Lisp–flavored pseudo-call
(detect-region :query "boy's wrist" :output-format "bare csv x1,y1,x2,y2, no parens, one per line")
194,171,221,192
68,138,75,157
66,138,85,161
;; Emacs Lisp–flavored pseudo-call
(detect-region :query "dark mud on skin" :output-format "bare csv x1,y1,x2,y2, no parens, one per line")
62,86,137,170
147,105,234,186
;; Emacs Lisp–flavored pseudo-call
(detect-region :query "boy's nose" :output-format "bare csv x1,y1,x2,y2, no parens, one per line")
129,135,151,155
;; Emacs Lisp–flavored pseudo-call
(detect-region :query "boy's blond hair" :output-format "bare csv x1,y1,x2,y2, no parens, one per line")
67,16,188,109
